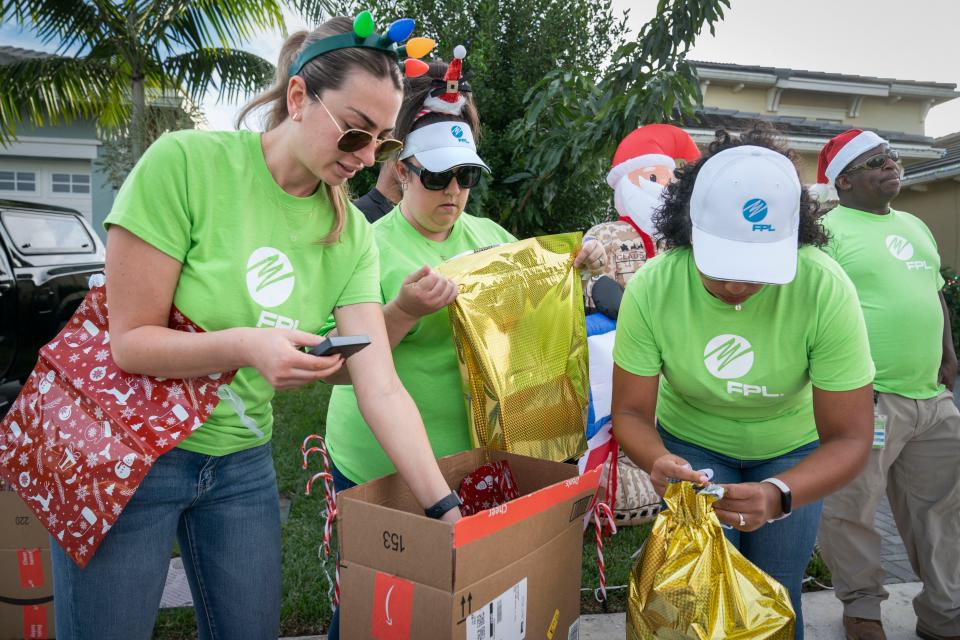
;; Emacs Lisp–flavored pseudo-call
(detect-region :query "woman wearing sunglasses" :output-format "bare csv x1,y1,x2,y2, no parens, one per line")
612,127,876,637
53,14,462,640
322,52,605,521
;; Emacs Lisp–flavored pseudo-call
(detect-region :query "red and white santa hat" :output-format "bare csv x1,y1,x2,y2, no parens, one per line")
810,129,888,200
421,45,468,116
606,124,701,188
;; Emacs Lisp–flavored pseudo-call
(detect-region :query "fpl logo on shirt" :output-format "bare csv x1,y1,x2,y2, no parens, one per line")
703,334,783,398
885,235,932,271
246,247,301,329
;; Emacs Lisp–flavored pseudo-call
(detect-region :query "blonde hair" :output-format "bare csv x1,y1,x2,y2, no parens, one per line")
237,17,403,243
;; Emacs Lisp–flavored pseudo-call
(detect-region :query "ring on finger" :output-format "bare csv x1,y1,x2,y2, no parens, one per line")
737,512,745,527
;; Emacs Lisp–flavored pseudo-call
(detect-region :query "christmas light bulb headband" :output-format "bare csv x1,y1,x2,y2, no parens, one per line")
288,10,436,79
417,45,470,120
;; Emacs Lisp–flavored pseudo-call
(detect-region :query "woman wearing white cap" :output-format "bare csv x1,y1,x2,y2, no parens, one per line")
320,49,603,639
611,128,875,635
324,51,604,489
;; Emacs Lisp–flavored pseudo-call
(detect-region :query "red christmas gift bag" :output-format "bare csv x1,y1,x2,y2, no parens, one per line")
457,459,521,517
0,281,235,566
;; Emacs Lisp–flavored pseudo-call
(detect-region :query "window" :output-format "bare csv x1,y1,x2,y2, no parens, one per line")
2,211,95,254
52,173,91,194
0,171,36,192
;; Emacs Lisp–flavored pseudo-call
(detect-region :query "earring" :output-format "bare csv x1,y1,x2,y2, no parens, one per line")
400,181,408,191
292,112,301,122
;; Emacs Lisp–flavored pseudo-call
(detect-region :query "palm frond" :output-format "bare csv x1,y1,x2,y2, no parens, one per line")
0,55,123,143
1,0,104,53
164,48,274,104
149,0,285,51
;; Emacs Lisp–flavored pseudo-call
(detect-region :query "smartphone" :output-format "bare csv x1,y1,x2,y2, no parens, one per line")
307,335,371,358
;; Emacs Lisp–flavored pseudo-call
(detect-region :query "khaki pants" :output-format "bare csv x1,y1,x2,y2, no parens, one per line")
819,390,960,635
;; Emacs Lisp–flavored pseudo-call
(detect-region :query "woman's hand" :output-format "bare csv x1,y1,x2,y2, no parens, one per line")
649,453,710,497
241,328,344,390
713,482,781,532
574,237,606,276
395,265,459,319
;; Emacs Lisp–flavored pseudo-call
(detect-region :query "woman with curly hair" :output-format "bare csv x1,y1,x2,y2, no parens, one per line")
611,127,875,635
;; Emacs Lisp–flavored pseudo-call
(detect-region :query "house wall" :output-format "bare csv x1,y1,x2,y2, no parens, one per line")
0,120,115,238
894,179,960,269
702,82,932,135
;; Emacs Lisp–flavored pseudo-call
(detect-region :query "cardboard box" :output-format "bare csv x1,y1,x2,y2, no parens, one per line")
338,449,600,640
0,491,55,640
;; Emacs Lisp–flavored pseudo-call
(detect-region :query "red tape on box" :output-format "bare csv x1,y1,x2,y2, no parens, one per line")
17,548,44,589
452,466,601,549
23,604,47,639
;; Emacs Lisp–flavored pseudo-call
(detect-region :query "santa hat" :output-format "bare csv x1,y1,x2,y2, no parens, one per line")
809,129,888,201
606,124,701,188
421,45,469,116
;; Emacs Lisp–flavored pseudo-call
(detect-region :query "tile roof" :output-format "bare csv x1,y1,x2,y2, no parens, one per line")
685,107,934,145
0,46,55,65
692,60,957,91
904,132,960,177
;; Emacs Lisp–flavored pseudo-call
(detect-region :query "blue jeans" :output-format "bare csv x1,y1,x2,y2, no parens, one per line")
658,426,821,640
325,460,356,640
50,443,281,640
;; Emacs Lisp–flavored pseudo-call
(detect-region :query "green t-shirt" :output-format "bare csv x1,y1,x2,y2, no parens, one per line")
613,246,875,460
324,206,516,484
105,130,381,456
821,205,946,399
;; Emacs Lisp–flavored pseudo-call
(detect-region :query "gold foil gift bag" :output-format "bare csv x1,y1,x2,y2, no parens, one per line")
435,233,588,462
628,482,795,639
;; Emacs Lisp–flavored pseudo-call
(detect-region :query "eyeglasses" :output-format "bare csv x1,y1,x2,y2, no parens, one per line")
310,91,403,162
841,150,901,176
402,159,482,191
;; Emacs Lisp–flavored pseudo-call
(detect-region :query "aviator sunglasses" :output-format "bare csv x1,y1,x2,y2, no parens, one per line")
841,149,901,176
402,159,482,191
311,91,403,162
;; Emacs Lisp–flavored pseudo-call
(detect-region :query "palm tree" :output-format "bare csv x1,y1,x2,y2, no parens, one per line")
0,0,331,159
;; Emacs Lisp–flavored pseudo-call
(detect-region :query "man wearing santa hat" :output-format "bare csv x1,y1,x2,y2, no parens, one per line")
814,129,960,640
583,124,700,309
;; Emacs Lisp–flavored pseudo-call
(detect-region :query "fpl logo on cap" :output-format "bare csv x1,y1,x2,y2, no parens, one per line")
742,198,775,232
450,125,468,143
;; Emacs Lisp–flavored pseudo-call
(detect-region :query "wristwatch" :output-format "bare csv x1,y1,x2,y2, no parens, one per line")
425,491,463,519
761,477,792,522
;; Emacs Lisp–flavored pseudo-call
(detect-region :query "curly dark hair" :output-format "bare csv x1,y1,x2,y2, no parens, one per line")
653,125,828,249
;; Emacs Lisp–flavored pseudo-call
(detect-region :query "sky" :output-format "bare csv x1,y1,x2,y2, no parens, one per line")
3,0,959,137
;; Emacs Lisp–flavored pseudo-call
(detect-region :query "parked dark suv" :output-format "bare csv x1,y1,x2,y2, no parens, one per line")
0,200,105,403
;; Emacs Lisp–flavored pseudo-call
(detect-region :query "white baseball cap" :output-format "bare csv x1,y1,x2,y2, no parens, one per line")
690,145,802,285
398,121,490,173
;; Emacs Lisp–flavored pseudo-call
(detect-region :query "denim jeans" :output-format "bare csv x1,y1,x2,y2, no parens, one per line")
658,425,821,640
325,460,357,640
50,443,281,640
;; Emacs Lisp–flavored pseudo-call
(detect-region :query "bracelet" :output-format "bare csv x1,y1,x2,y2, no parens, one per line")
425,490,462,519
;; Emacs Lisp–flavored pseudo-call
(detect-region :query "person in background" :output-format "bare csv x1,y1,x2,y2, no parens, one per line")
813,129,960,640
352,160,403,222
612,127,875,638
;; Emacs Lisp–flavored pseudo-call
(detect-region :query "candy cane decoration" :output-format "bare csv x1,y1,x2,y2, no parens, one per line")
301,435,340,607
592,501,617,602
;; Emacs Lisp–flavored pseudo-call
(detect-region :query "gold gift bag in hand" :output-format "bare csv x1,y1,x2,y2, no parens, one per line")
627,482,795,639
435,233,588,463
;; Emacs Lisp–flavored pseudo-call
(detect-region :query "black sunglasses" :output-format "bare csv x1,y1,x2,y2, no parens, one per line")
842,150,901,176
402,159,482,191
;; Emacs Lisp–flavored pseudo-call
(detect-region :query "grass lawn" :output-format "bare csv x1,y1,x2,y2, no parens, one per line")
153,383,830,638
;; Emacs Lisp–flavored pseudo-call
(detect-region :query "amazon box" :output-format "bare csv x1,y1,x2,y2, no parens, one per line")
0,489,55,639
338,449,599,640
